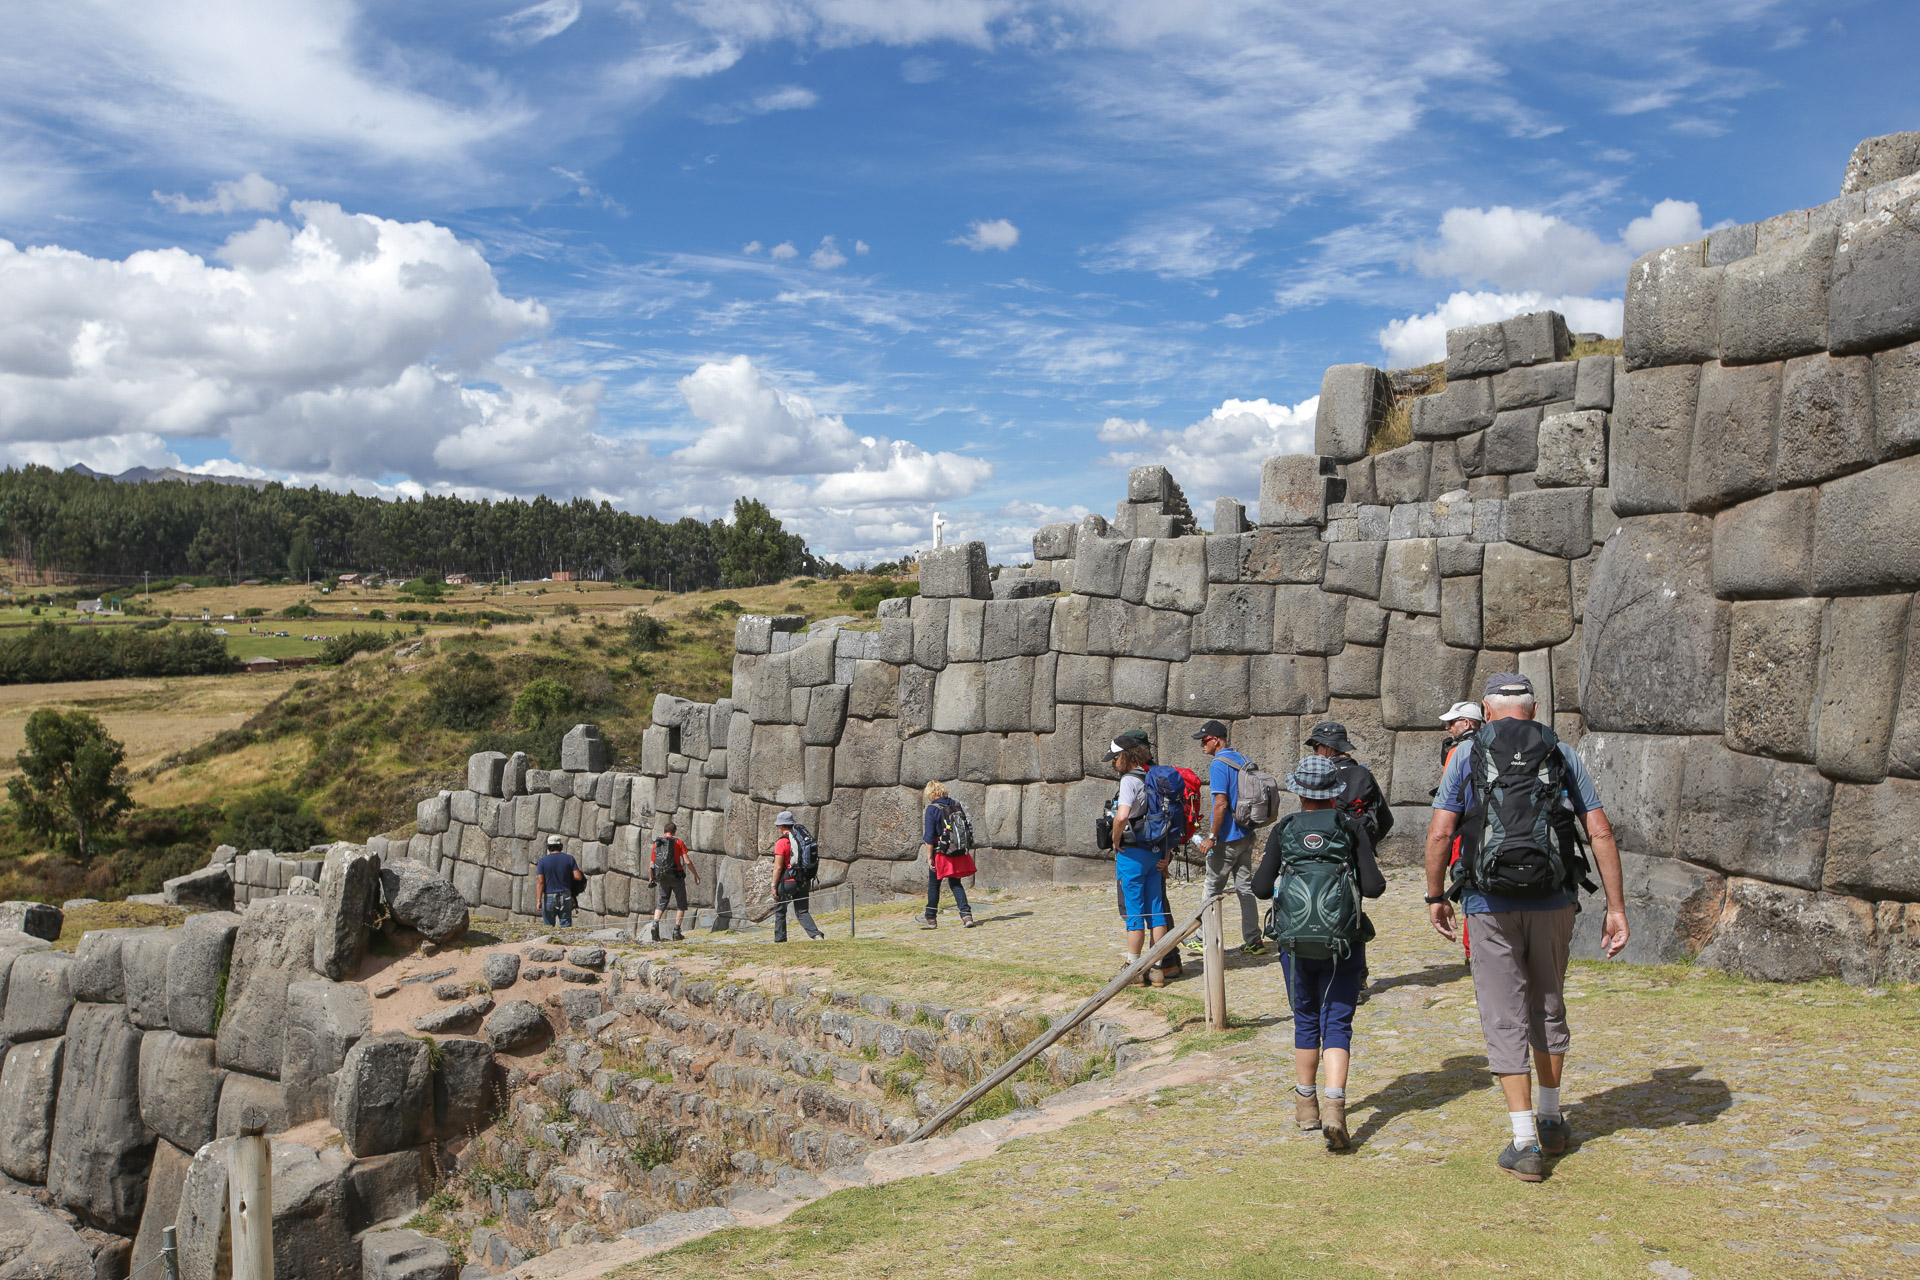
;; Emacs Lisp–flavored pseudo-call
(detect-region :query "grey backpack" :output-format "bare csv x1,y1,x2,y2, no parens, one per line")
1230,754,1283,828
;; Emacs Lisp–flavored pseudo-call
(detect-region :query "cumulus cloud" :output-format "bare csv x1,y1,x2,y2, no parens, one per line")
809,235,848,269
491,0,581,48
152,172,287,215
692,84,819,124
1097,394,1319,517
1415,199,1704,295
951,218,1020,252
742,240,764,254
769,241,798,260
1376,291,1624,367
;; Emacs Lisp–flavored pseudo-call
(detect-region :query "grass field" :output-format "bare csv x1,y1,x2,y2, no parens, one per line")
0,671,302,777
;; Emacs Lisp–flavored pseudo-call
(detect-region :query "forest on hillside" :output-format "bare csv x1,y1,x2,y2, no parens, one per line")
0,467,828,588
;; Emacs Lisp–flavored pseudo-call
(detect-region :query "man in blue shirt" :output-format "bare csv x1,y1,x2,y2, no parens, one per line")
534,834,584,928
1424,673,1629,1183
1188,719,1266,956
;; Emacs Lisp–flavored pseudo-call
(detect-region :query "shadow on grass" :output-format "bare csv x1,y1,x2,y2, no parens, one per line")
1564,1065,1733,1144
1348,1053,1488,1148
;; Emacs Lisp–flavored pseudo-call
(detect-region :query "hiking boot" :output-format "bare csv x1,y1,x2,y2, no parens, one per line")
1497,1142,1545,1182
1123,960,1151,987
1537,1116,1570,1155
1242,939,1267,956
918,916,938,930
670,928,685,942
1159,952,1183,980
1294,1091,1321,1132
961,914,977,928
1322,1097,1349,1151
1147,963,1168,988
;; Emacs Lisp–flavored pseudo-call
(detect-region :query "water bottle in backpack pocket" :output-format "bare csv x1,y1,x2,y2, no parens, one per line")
1262,811,1371,960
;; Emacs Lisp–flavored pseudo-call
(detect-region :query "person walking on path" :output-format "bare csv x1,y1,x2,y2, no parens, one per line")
1252,755,1385,1152
534,834,584,929
648,820,700,941
1106,730,1177,987
1435,700,1485,964
1424,673,1630,1182
919,781,977,929
771,811,825,943
1186,719,1266,957
1306,720,1395,842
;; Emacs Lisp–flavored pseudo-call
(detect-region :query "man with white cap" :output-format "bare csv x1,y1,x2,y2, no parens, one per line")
770,811,825,943
1435,700,1486,963
1424,673,1629,1182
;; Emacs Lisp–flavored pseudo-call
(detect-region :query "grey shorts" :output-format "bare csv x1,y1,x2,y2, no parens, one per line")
654,877,688,912
1467,905,1576,1076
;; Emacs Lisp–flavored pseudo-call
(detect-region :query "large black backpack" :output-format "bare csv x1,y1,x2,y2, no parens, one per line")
1262,810,1369,961
1452,719,1594,900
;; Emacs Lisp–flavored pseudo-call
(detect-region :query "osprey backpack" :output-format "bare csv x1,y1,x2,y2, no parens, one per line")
1263,810,1366,961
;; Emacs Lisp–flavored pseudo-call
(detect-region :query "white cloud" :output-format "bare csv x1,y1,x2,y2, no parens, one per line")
692,84,819,124
951,218,1019,252
1085,201,1271,279
682,0,1016,49
742,240,764,254
809,236,848,270
854,240,870,255
152,172,287,215
769,241,799,260
1415,199,1704,296
491,0,582,49
1096,394,1320,517
1376,290,1624,367
900,55,945,82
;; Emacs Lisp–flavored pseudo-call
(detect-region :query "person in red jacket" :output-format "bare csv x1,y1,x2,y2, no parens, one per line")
648,820,701,942
771,811,824,943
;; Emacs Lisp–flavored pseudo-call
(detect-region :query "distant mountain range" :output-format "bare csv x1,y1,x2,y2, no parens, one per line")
68,463,271,490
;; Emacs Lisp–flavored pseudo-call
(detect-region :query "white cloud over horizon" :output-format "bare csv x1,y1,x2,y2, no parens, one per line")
951,218,1020,252
152,172,287,215
1097,394,1320,519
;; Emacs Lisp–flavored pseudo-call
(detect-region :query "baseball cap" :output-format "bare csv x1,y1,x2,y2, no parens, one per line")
1190,719,1231,742
1439,701,1485,724
775,810,796,827
1483,672,1534,698
1103,729,1151,761
1304,720,1355,754
545,835,564,850
1285,755,1344,799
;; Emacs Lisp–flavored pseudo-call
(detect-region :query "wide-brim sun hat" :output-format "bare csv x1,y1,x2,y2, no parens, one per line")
774,810,796,826
1285,755,1344,800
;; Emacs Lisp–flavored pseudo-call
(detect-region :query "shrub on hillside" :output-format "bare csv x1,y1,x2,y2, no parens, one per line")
424,652,505,730
219,789,328,854
281,602,317,619
512,676,580,727
317,630,391,665
626,614,670,650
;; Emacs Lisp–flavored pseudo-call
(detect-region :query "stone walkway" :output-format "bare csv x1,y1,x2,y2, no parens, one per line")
641,869,1920,1278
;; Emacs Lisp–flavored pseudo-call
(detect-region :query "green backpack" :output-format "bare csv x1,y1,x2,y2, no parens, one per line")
1262,810,1370,961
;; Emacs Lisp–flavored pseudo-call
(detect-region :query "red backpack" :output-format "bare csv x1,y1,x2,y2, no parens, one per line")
1171,766,1205,844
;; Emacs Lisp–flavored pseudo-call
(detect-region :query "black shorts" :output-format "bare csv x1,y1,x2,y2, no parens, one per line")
654,876,688,912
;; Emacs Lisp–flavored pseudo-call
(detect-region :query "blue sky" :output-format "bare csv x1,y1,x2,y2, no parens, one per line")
0,0,1915,564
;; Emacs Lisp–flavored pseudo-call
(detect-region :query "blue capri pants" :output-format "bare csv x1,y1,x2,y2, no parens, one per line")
1115,846,1173,931
1281,943,1366,1052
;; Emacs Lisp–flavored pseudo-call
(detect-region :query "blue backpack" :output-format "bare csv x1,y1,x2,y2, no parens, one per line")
1131,765,1192,855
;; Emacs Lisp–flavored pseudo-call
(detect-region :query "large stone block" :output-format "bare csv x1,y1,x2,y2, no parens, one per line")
1829,181,1920,355
984,598,1054,660
1723,599,1823,761
1573,355,1616,411
1033,521,1079,561
1481,542,1573,651
1119,539,1154,604
1380,614,1475,730
1240,526,1325,584
1344,595,1388,645
1376,538,1439,616
559,724,606,772
859,787,923,861
216,897,320,1079
1695,878,1876,984
1110,657,1169,711
1439,574,1482,648
1823,777,1920,898
1610,364,1699,515
5,951,71,1041
1445,322,1509,379
1411,376,1494,439
1687,360,1781,512
1535,409,1608,488
283,979,370,1125
1815,593,1911,782
1371,443,1430,506
1875,339,1920,459
1492,360,1577,409
801,682,848,746
1571,853,1726,964
1810,452,1920,594
137,1030,224,1154
1167,655,1251,719
1248,655,1328,716
910,599,950,669
788,632,837,686
1623,241,1721,371
1322,541,1383,600
1326,643,1380,699
1580,514,1727,733
899,731,960,788
466,752,507,797
163,912,237,1038
919,541,991,599
1313,367,1392,464
0,1034,62,1182
49,1002,151,1233
1710,487,1815,598
332,1032,432,1159
1576,731,1689,856
362,1230,454,1280
1718,226,1835,364
1502,311,1572,366
1482,407,1542,474
1842,131,1920,193
746,723,805,807
1072,536,1129,599
1086,597,1192,661
1272,585,1346,656
1191,584,1275,653
433,1038,498,1139
1678,741,1832,889
931,664,986,734
314,842,380,982
847,660,898,720
175,1139,356,1280
1145,537,1208,612
1504,487,1592,559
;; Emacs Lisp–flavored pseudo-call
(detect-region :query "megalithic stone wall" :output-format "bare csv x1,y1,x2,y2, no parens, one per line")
389,133,1920,985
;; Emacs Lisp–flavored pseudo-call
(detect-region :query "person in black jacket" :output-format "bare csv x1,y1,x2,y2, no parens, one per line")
1305,719,1394,841
1252,755,1386,1152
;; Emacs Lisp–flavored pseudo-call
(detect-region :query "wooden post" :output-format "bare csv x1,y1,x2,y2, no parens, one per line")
229,1124,273,1280
1202,893,1227,1032
907,892,1218,1143
849,884,857,938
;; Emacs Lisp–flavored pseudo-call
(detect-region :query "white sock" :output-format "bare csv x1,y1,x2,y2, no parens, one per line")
1510,1110,1538,1146
1295,1084,1316,1098
1536,1086,1561,1120
1324,1086,1346,1100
